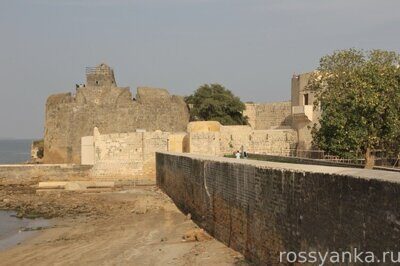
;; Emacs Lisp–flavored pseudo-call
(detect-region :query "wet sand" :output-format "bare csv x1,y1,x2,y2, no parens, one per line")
0,211,51,252
0,181,247,265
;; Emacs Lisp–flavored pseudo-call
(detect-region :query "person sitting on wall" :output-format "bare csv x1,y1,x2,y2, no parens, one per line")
243,151,248,159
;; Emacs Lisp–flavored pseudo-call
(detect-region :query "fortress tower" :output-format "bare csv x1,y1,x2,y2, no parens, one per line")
43,63,190,164
86,63,117,87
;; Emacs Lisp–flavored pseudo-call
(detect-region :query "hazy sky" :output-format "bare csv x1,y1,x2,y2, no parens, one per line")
1,0,399,139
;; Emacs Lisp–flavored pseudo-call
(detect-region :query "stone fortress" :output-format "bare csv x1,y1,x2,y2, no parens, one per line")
23,63,400,265
44,63,189,164
38,63,318,180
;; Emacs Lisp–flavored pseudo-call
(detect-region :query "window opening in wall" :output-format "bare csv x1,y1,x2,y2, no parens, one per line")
96,81,99,85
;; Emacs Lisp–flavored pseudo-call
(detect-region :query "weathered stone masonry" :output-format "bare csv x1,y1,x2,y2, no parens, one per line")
90,128,170,181
44,64,189,164
157,152,400,264
244,102,292,130
0,164,91,181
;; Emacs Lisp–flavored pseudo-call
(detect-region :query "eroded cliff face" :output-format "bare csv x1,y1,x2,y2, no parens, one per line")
43,64,189,164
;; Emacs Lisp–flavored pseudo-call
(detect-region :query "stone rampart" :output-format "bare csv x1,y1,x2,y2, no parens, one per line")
220,127,297,155
0,164,91,182
186,122,297,156
156,152,400,264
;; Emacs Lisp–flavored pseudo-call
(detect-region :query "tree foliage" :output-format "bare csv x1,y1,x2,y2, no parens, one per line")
185,84,248,125
307,49,400,167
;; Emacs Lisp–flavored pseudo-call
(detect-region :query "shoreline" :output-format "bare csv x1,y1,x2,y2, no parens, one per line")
0,214,53,252
0,180,247,265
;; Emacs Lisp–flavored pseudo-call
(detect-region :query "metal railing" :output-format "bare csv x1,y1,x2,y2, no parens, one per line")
255,148,399,168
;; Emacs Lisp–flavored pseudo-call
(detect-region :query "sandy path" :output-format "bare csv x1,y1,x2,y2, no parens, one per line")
0,185,247,266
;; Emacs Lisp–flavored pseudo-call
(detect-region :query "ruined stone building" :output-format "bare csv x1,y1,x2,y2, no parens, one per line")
44,64,189,164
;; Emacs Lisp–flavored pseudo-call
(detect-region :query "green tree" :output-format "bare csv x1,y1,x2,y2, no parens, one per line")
307,49,400,168
185,84,248,125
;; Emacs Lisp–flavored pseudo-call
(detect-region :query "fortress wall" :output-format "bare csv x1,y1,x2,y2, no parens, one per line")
142,132,170,179
219,126,252,154
185,122,297,156
187,121,221,133
244,102,292,130
91,132,143,179
219,126,297,155
248,129,297,155
188,132,220,156
90,131,169,182
156,152,400,264
44,86,189,164
81,136,94,165
0,164,91,181
84,125,297,181
243,104,256,129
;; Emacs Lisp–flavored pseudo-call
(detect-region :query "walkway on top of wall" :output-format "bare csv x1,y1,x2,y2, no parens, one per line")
158,152,400,184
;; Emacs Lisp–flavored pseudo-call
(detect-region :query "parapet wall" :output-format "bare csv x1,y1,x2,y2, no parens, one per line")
0,164,92,182
156,152,400,264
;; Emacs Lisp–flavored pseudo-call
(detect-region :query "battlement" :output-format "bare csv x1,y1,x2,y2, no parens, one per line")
43,63,190,164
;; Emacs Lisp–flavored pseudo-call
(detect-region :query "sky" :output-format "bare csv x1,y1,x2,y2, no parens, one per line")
0,0,400,139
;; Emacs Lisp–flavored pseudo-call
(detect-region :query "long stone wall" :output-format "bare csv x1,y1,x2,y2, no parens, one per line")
219,127,297,155
186,122,297,156
0,164,92,181
156,152,400,264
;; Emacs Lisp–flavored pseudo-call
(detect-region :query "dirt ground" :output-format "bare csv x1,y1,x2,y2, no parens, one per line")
0,180,248,266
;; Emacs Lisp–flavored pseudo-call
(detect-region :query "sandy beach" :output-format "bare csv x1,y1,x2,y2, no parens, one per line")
0,180,247,265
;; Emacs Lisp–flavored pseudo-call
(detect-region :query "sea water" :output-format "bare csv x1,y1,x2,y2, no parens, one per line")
0,140,50,251
0,211,50,251
0,139,32,164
